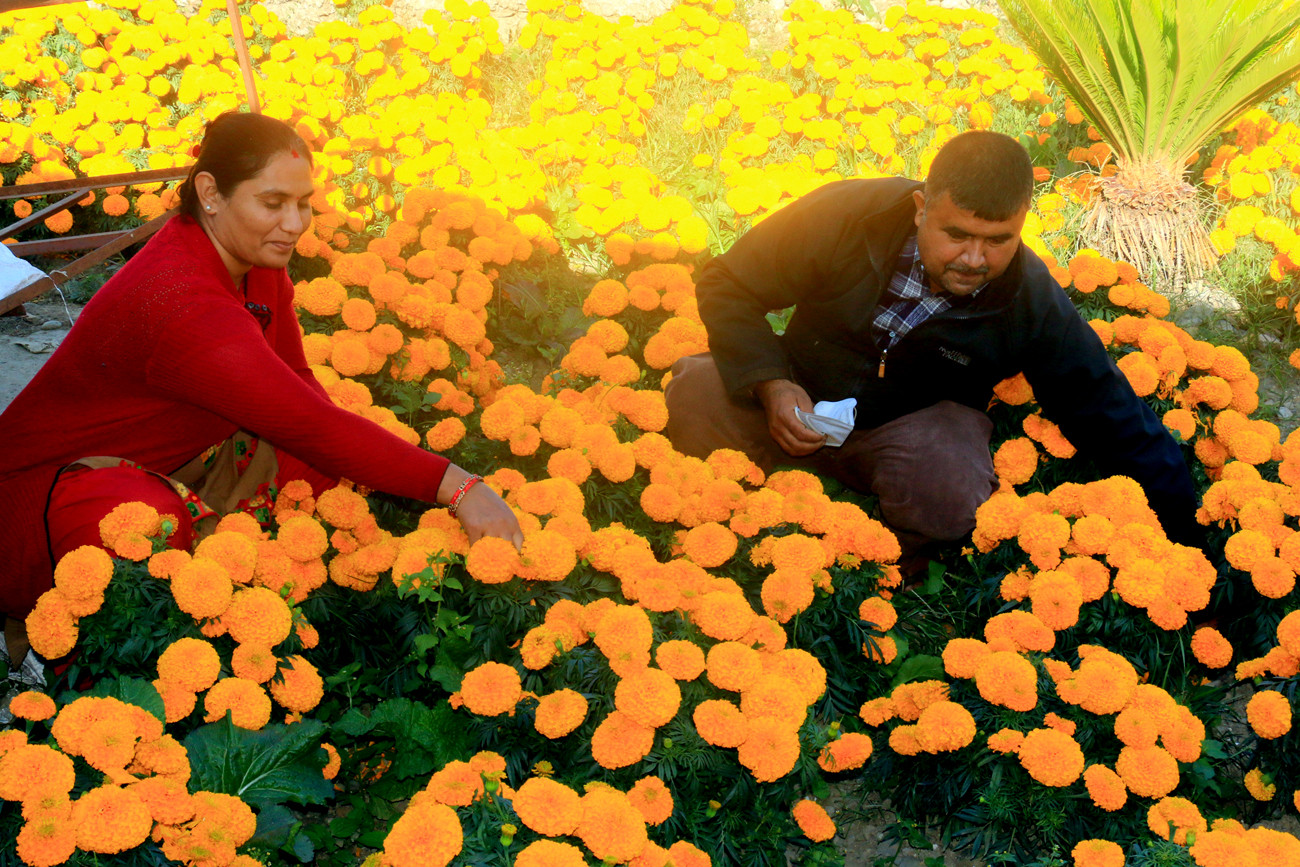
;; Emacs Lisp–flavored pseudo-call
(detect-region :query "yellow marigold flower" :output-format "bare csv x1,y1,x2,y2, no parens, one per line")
1148,796,1207,843
380,799,462,867
512,777,581,836
737,716,801,783
693,699,749,748
157,637,221,693
1071,839,1124,867
1247,689,1292,739
974,651,1038,712
627,776,674,826
534,689,588,739
204,678,272,730
72,785,152,854
460,662,522,717
575,788,648,864
791,799,835,842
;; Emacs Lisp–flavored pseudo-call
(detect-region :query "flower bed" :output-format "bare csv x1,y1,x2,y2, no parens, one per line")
3,1,1300,866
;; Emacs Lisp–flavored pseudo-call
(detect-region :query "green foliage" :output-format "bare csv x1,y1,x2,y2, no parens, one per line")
998,0,1300,167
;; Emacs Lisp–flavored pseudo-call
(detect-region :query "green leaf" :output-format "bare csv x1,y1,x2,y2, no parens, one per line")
890,654,946,688
86,675,165,723
332,698,469,780
250,803,297,848
184,716,334,812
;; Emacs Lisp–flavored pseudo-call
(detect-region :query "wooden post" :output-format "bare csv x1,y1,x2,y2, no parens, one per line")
225,0,261,114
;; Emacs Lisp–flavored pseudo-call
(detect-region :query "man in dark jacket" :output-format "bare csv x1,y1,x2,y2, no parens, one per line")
665,131,1199,557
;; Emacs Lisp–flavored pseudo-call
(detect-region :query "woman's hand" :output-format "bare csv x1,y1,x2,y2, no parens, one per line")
438,465,523,550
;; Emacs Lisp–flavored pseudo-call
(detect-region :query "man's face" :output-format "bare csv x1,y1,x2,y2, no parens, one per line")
912,189,1027,296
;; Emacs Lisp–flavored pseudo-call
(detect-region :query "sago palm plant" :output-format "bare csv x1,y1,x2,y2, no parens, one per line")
998,0,1300,288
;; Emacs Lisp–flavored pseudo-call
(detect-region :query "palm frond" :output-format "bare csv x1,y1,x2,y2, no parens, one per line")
998,0,1300,171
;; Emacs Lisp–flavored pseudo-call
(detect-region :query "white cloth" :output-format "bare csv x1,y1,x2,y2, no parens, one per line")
0,241,46,307
794,397,857,447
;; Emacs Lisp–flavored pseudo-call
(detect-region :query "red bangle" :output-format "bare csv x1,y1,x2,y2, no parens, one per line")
448,474,483,517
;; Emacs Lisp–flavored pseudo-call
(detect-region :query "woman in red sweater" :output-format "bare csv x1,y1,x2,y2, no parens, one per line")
0,112,520,661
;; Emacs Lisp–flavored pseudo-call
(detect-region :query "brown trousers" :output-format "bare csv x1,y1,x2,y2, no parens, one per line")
664,354,997,557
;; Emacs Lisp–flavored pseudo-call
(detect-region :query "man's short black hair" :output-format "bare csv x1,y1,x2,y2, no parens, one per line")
925,131,1034,221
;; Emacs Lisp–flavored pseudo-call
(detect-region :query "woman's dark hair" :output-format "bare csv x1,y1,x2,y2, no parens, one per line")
177,112,313,219
925,131,1034,221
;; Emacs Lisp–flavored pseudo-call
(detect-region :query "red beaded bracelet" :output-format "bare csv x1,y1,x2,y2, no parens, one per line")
448,474,484,517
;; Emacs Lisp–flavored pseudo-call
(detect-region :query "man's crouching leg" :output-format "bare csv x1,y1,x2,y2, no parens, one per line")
832,401,998,557
665,353,794,471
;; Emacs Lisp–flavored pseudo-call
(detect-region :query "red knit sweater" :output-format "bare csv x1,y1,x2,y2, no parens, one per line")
0,215,450,616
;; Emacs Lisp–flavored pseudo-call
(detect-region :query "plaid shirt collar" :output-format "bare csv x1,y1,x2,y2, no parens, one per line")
872,234,985,350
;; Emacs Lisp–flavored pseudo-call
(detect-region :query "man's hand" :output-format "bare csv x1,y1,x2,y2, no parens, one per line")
438,465,524,549
754,379,826,457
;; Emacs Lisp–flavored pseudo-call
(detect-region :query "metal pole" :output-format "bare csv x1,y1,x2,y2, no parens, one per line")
225,0,261,113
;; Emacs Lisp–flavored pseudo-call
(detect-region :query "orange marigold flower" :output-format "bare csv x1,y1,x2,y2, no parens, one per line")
858,596,898,631
993,437,1039,485
534,689,588,739
575,788,648,864
204,678,272,730
1147,796,1207,844
986,728,1025,754
791,799,836,842
465,537,520,584
627,776,674,826
656,640,706,681
171,557,234,621
1244,767,1276,802
615,668,682,729
984,610,1054,653
1190,626,1233,668
1083,764,1127,811
17,810,78,865
1071,839,1124,867
268,655,324,714
72,785,152,854
156,637,221,692
9,691,56,722
425,760,483,807
693,699,749,748
52,545,114,607
1028,570,1082,631
513,776,582,836
1246,689,1292,739
591,710,656,769
974,651,1039,712
942,638,992,679
1115,744,1180,798
98,501,163,560
706,641,763,692
682,522,738,568
381,799,462,867
1016,727,1085,787
223,586,293,647
737,716,801,782
460,662,523,717
0,744,75,802
915,701,977,753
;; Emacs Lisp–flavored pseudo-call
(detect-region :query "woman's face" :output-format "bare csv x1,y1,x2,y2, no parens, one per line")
197,149,315,281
